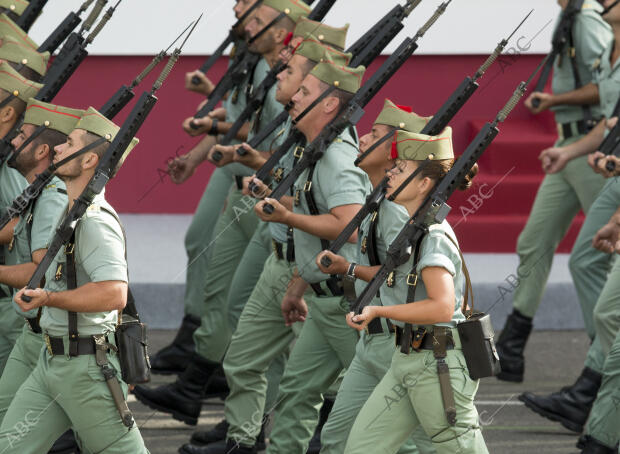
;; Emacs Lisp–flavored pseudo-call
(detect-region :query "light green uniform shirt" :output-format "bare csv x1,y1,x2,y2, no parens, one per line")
353,200,403,306
550,2,610,124
39,192,128,337
7,176,68,319
293,128,371,283
592,39,620,129
269,116,300,243
0,160,27,301
221,43,252,179
379,218,465,329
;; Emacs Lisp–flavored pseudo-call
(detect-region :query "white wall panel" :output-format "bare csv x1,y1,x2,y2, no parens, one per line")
27,0,562,55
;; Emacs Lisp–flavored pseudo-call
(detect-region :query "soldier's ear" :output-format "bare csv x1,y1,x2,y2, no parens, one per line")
0,105,15,123
35,143,50,162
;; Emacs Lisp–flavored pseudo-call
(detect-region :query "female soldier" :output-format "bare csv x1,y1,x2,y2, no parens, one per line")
316,100,435,454
341,129,488,453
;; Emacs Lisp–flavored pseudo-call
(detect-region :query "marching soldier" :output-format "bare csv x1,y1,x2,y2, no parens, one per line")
316,101,436,454
342,129,488,454
179,27,352,454
0,61,42,374
0,99,83,452
496,0,612,383
239,59,368,454
0,108,147,453
152,0,259,374
518,0,620,437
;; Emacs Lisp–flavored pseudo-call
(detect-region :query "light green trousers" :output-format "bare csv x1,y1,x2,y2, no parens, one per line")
0,341,149,453
183,167,233,317
0,300,24,375
266,293,359,454
192,185,261,362
320,328,435,454
569,178,620,373
344,348,488,454
513,139,605,318
585,327,620,449
0,324,41,424
223,250,302,446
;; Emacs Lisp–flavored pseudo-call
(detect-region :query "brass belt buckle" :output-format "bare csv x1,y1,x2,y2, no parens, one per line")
44,334,53,356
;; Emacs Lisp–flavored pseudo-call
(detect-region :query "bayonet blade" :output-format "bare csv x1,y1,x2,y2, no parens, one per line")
507,9,534,42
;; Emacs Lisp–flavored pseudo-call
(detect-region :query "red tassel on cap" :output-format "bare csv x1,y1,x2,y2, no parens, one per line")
396,104,412,113
391,138,398,159
284,32,294,46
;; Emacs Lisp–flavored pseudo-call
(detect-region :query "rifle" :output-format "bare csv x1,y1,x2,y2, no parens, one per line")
190,0,320,126
217,0,421,150
321,12,534,267
38,0,104,54
531,0,584,109
351,56,549,315
14,0,48,32
262,0,453,214
190,0,263,85
21,16,201,303
0,22,195,231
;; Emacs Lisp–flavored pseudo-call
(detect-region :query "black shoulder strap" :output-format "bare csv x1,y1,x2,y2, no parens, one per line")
566,2,595,129
303,162,330,251
400,234,425,354
366,210,381,266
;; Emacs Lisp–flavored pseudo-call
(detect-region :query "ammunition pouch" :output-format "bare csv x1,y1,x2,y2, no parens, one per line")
457,311,500,380
115,312,150,385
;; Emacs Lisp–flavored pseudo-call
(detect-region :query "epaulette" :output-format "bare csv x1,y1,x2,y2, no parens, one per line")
86,204,101,212
43,183,67,195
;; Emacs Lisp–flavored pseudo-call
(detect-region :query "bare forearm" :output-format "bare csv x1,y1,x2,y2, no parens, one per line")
46,281,127,313
374,298,453,325
351,264,381,283
564,119,606,159
215,121,249,142
551,83,599,107
0,263,36,289
190,135,218,165
286,212,357,242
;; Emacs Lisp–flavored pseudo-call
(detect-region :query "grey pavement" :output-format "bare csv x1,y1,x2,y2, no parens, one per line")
134,329,594,454
120,214,584,331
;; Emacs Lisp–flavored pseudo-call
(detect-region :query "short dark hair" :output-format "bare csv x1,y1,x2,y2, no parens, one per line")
82,131,129,177
0,88,26,116
276,15,296,33
7,61,42,82
300,58,316,78
318,80,354,110
31,128,67,154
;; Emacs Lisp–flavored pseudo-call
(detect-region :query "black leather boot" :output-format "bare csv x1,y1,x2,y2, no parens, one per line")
202,367,230,401
496,309,533,382
48,430,80,453
190,415,267,449
151,314,201,375
577,435,617,453
306,397,335,454
179,439,257,454
134,354,219,425
519,367,602,433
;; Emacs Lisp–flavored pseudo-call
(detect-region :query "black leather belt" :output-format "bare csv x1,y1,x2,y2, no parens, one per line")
26,317,41,334
310,276,344,297
560,119,598,140
395,326,455,352
366,317,394,335
44,335,98,356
